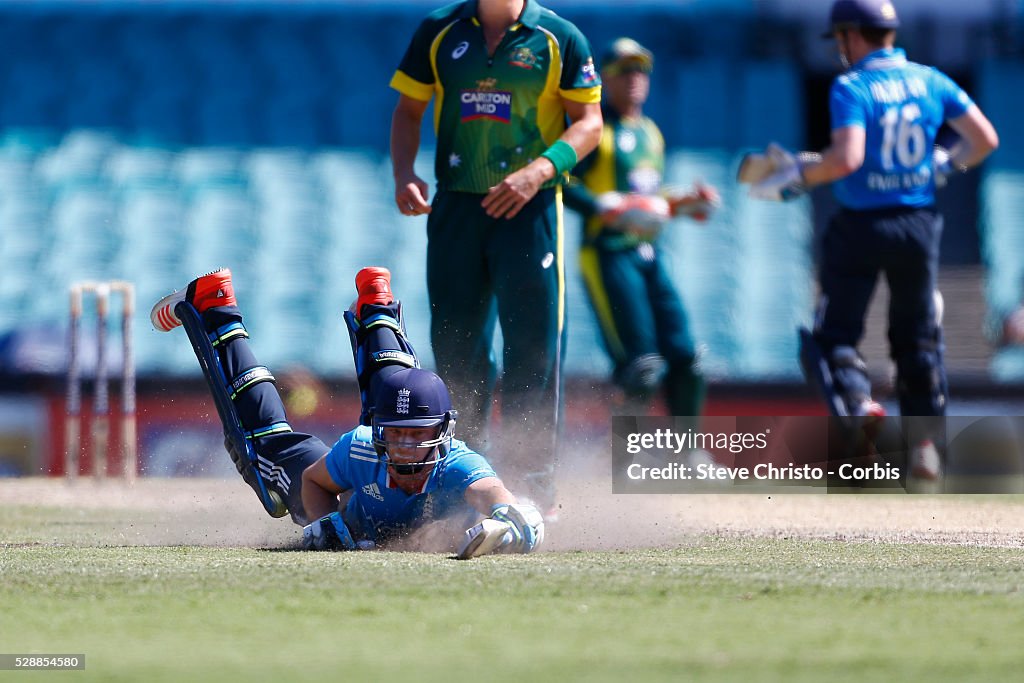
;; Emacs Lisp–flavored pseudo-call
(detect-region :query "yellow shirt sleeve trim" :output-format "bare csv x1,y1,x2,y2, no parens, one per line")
390,71,434,102
559,86,602,104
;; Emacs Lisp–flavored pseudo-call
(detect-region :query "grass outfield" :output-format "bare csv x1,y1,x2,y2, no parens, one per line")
3,499,1024,682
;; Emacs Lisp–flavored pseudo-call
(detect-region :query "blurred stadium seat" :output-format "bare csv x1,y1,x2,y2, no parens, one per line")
0,141,812,379
0,3,847,382
738,61,803,151
978,61,1024,380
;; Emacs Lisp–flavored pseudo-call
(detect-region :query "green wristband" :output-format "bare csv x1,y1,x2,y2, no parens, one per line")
540,139,578,176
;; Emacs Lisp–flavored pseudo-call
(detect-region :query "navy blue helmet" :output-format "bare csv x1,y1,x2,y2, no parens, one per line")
370,368,458,474
823,0,900,38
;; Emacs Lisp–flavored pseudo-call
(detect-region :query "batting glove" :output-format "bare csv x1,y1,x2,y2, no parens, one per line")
490,503,545,553
748,144,816,202
302,512,357,551
933,146,965,189
749,146,806,201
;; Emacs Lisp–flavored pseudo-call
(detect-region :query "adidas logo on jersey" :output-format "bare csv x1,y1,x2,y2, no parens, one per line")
362,482,384,501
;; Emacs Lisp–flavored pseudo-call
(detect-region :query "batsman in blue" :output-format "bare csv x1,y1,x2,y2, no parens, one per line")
150,266,544,556
746,0,998,482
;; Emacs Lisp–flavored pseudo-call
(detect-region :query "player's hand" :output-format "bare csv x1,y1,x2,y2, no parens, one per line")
749,162,806,201
482,163,547,219
302,512,357,551
394,173,431,216
667,183,721,222
745,143,810,202
932,146,964,189
490,502,545,553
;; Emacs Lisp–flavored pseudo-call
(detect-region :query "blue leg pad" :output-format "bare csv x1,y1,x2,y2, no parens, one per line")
175,301,288,518
799,327,849,419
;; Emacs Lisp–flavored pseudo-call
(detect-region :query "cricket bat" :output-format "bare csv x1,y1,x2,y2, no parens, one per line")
456,518,513,560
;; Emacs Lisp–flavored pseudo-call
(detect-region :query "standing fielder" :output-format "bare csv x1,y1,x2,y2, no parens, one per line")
150,267,544,557
389,0,603,510
564,38,719,428
744,0,998,480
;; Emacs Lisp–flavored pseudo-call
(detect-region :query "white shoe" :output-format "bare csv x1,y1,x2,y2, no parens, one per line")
910,440,941,481
149,268,235,332
854,399,886,418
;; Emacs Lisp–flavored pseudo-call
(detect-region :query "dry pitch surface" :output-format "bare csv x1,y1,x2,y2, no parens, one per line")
4,476,1024,550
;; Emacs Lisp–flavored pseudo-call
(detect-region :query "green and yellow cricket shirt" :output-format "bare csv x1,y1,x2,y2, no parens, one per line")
567,108,666,246
390,0,602,193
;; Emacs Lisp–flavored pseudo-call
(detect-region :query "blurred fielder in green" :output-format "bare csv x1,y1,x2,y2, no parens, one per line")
565,38,719,436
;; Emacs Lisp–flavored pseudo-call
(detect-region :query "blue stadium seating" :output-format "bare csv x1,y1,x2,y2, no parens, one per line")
977,61,1024,380
0,140,815,379
0,3,808,381
738,62,803,151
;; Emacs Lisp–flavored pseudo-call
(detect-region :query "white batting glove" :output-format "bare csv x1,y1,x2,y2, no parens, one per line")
749,145,806,201
302,512,357,551
490,503,545,553
933,146,952,188
933,146,967,189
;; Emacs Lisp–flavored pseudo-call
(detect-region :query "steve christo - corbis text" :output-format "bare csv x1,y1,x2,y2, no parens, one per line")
622,426,903,483
626,461,902,483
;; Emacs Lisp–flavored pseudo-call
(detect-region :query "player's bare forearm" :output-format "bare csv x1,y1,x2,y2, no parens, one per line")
390,128,421,185
390,95,433,215
801,126,866,187
390,95,427,177
668,184,718,206
947,105,1000,169
464,476,516,516
301,483,340,521
300,456,344,522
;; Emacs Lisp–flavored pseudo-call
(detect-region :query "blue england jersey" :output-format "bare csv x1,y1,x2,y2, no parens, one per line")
324,425,496,541
830,48,973,210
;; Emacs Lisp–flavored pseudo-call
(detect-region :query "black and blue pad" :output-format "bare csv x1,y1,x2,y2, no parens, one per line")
175,301,288,518
344,303,419,425
798,326,848,418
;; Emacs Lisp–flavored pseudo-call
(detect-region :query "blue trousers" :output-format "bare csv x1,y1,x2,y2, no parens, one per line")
816,206,947,417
